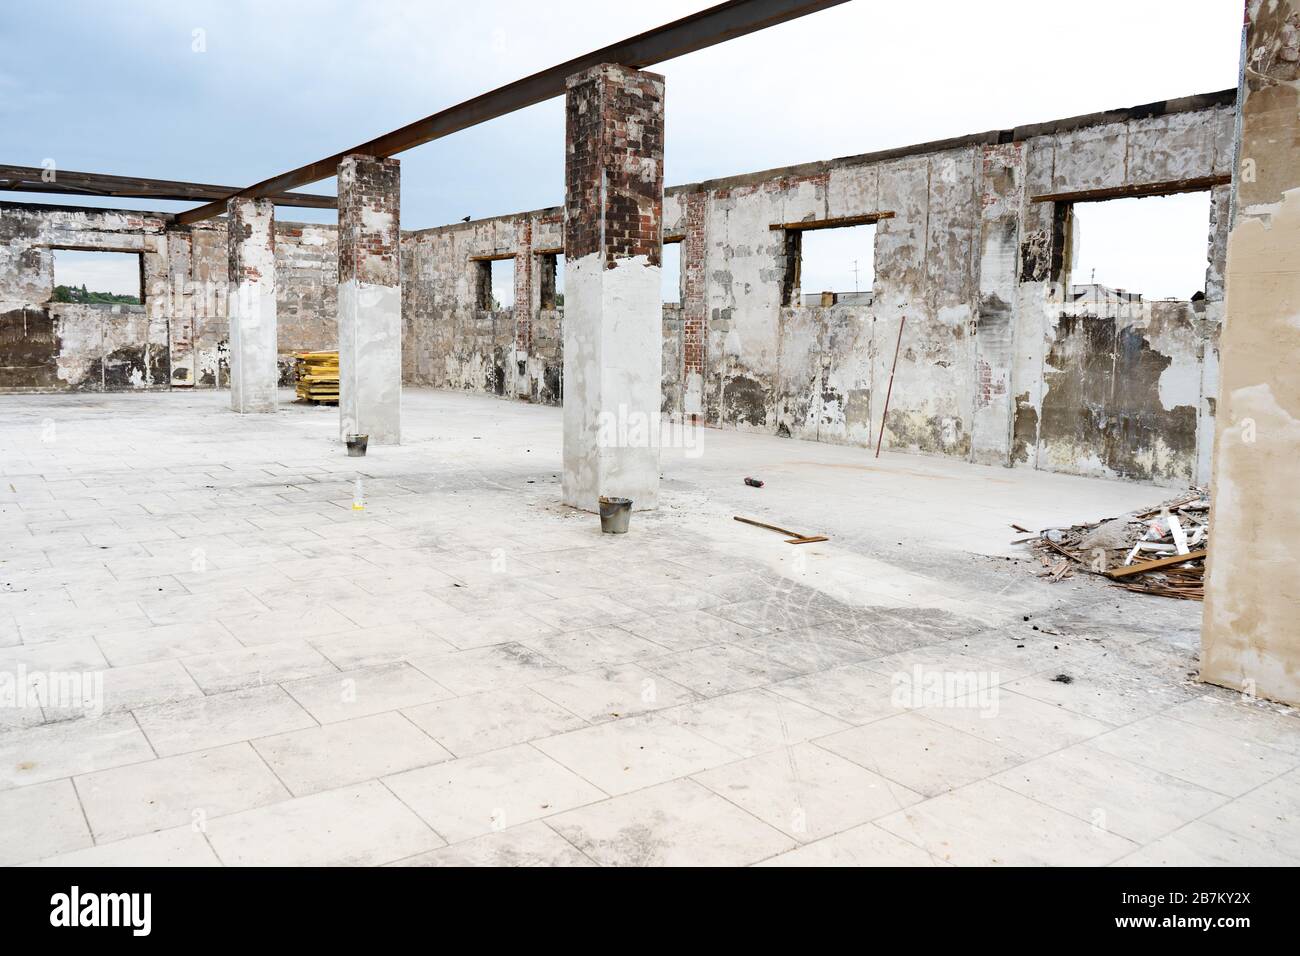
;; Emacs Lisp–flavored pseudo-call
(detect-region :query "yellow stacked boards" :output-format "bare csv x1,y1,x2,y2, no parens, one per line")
294,350,339,404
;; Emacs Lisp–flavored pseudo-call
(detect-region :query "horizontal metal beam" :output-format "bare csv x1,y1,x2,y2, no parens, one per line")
0,164,336,209
466,252,520,262
769,211,895,231
1031,175,1231,205
175,0,849,226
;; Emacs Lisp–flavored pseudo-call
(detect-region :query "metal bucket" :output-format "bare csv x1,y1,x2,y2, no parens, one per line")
598,496,632,534
345,434,369,457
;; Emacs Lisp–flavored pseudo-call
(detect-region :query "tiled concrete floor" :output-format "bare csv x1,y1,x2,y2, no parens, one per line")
2,388,1298,867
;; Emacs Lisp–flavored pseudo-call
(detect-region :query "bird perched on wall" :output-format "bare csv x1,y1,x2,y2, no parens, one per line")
461,216,471,222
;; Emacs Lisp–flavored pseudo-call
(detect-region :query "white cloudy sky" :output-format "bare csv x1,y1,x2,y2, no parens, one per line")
4,1,1241,297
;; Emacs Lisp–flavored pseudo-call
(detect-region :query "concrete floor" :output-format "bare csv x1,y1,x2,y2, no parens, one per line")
2,387,1298,866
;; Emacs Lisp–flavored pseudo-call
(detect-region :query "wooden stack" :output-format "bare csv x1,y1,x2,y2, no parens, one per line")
294,350,339,404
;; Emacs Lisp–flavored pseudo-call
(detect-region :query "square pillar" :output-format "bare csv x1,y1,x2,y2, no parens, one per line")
226,198,277,413
562,63,665,512
512,220,533,399
681,191,708,421
1201,0,1300,705
338,153,401,445
971,143,1026,466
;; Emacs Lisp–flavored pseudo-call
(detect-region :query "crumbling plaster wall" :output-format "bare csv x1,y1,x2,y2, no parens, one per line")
401,93,1234,486
402,211,571,404
1011,108,1235,487
1,95,1235,486
0,202,337,392
0,204,169,391
1202,0,1300,706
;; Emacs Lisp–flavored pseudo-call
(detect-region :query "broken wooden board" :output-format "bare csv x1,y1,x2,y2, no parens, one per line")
733,515,827,545
1105,550,1206,579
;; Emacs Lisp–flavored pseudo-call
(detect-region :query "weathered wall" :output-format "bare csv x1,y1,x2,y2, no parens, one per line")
1,205,170,391
0,202,337,392
1202,0,1300,705
400,91,1236,486
402,212,561,400
2,92,1237,487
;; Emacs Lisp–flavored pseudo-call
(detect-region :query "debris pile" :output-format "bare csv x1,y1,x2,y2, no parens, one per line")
294,350,339,405
1014,490,1209,600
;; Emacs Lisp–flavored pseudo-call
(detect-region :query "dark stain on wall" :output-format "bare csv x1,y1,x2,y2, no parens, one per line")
1018,231,1051,283
541,363,563,405
723,374,770,427
79,344,171,391
777,372,816,436
884,409,972,458
819,383,845,427
1012,390,1038,463
1039,314,1197,481
0,308,60,388
102,347,150,389
977,292,1012,332
490,347,506,396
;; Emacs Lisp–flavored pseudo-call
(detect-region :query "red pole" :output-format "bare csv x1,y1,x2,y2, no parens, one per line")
875,315,905,459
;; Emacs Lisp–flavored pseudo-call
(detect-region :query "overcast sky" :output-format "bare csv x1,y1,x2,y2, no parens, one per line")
5,1,1241,297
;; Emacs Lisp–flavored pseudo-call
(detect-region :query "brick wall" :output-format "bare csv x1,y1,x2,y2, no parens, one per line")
564,63,664,267
514,219,533,351
681,191,707,381
338,154,401,287
227,199,274,283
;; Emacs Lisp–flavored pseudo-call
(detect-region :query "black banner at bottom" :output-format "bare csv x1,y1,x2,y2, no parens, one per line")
0,866,1283,942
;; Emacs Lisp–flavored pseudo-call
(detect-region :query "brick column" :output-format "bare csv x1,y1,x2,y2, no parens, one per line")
1201,0,1300,705
562,63,665,512
513,219,533,398
337,154,401,445
681,191,707,421
226,198,277,413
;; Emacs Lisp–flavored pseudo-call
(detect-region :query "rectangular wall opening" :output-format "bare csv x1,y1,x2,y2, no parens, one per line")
1067,191,1212,302
490,257,514,310
784,222,876,307
539,252,565,310
474,256,515,310
51,249,143,304
662,239,682,304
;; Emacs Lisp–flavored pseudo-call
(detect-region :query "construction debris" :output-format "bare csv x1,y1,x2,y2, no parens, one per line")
1016,489,1209,600
294,350,339,404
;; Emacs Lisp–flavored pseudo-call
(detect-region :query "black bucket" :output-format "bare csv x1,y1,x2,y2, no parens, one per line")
598,496,632,534
346,434,369,457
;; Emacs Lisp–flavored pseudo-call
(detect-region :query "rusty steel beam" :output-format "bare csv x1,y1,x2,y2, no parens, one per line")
1031,175,1231,205
175,0,850,226
0,163,335,208
768,211,895,231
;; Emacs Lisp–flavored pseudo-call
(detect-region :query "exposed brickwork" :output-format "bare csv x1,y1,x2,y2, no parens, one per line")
227,198,274,283
564,63,664,268
681,191,707,378
514,219,533,351
338,154,400,286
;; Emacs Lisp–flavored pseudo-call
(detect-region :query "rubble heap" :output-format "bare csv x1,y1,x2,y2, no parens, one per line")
1016,489,1210,600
